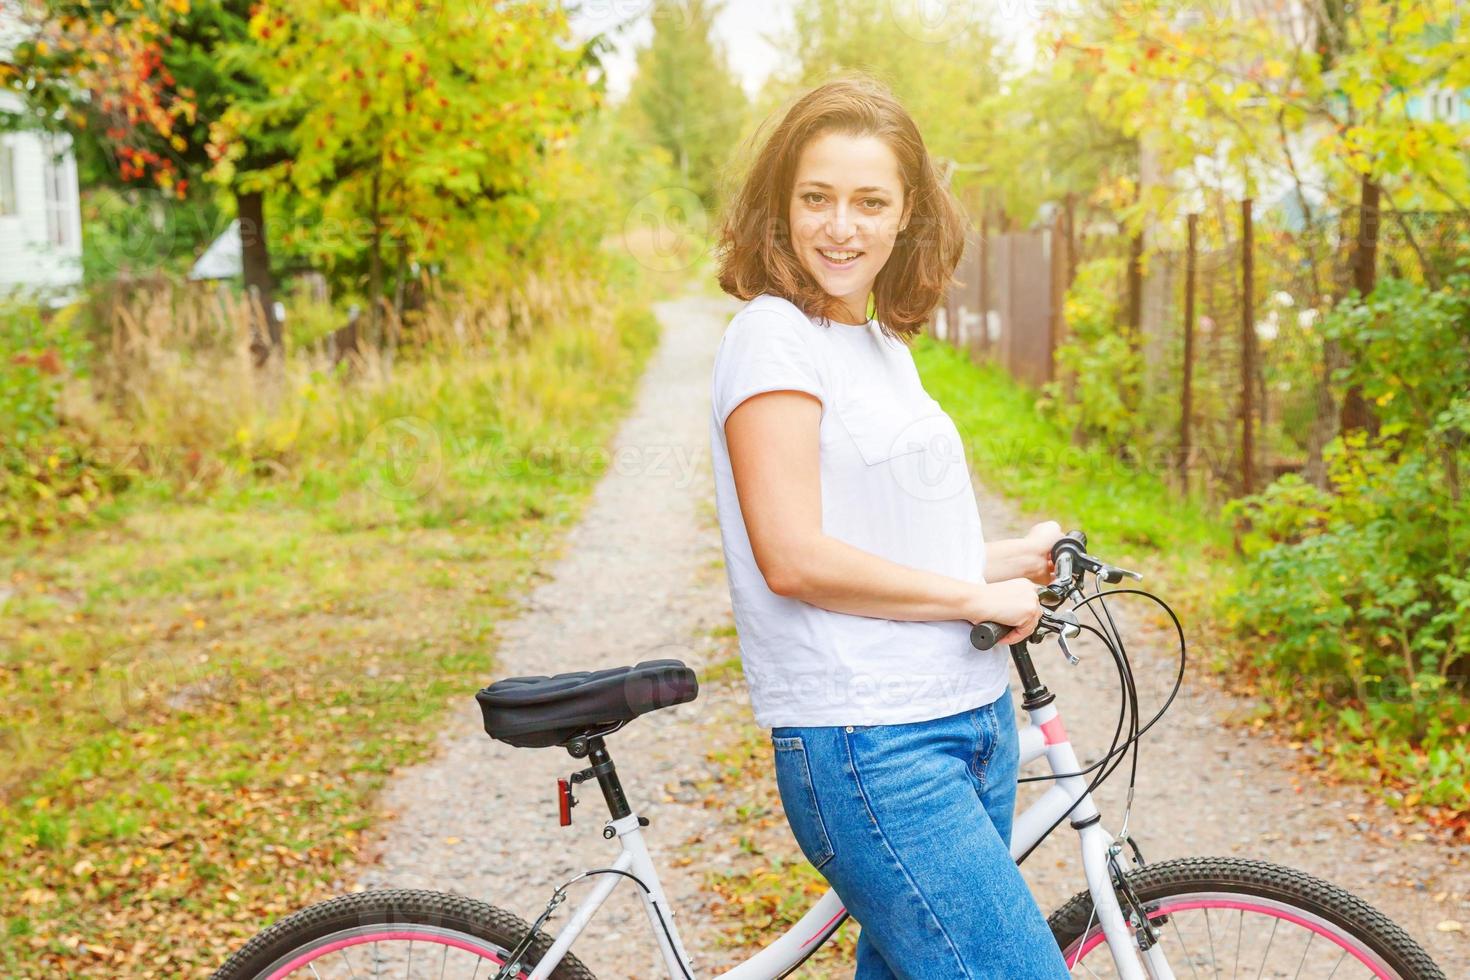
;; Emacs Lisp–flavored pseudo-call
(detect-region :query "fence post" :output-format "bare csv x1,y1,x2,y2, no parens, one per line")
1240,198,1256,497
1061,195,1080,437
1341,173,1380,435
1126,230,1143,347
1180,213,1197,494
1064,192,1078,286
1048,205,1070,385
978,207,990,358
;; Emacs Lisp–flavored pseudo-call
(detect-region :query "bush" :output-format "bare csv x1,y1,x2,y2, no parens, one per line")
0,302,132,536
1223,274,1470,809
1039,257,1146,456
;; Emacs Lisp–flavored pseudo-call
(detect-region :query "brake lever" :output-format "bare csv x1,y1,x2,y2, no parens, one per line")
1037,583,1069,609
1098,564,1143,584
1038,609,1082,665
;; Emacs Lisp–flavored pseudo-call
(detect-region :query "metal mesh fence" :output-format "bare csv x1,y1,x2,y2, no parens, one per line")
936,200,1469,500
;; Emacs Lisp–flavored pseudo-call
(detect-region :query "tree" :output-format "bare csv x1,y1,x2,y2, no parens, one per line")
622,0,748,210
210,0,598,348
1067,0,1468,458
1058,0,1470,243
5,1,293,356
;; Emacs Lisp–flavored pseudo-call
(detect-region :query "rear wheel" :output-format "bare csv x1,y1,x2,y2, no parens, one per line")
1047,856,1445,979
212,888,598,980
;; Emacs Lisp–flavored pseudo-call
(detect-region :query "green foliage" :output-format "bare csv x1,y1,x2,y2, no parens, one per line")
79,186,228,284
213,1,596,282
1038,257,1146,456
979,46,1135,223
1321,271,1470,464
624,0,749,209
914,333,1228,566
1224,444,1470,807
1224,276,1470,811
0,303,131,536
0,305,82,445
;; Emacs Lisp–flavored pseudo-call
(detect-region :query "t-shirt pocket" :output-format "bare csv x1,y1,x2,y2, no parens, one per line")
836,395,972,502
833,394,935,466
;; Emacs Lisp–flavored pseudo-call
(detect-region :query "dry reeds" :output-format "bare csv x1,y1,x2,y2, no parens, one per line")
53,254,639,499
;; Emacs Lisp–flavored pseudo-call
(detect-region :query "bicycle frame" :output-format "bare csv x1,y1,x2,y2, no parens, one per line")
524,639,1176,980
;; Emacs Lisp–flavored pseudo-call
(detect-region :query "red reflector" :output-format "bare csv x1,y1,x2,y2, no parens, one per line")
557,778,572,826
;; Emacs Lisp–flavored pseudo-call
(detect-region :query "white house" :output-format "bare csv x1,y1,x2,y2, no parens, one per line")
0,17,84,303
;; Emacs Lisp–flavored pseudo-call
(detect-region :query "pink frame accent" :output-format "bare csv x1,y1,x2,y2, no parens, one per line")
800,908,847,948
1040,715,1069,745
266,930,517,980
1066,898,1392,978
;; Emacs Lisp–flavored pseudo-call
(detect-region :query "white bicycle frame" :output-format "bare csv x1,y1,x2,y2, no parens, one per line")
523,688,1179,980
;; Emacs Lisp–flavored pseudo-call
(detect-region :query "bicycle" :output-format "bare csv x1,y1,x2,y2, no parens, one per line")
213,531,1448,979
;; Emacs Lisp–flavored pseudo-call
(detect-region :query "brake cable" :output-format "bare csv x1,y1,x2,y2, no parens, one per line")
1014,583,1188,864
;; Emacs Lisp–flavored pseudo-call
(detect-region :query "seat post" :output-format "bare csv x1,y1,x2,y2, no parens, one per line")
584,736,631,820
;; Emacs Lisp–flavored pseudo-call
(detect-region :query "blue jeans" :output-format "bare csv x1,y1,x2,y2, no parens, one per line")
770,686,1071,979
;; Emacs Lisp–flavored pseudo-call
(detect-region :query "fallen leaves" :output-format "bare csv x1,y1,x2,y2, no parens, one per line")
0,505,590,977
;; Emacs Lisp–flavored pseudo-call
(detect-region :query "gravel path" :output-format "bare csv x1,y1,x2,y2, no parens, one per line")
353,290,1467,978
353,291,747,978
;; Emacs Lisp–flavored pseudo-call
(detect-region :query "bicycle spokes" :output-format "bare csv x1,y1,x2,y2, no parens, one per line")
1066,898,1398,978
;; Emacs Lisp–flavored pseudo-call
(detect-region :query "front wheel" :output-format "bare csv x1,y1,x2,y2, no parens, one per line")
212,888,598,980
1047,856,1446,979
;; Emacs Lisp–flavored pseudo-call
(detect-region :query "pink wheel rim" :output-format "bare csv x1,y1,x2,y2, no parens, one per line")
1066,897,1393,978
267,929,524,980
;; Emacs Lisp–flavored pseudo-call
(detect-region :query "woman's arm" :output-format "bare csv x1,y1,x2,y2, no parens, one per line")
725,390,1039,636
981,520,1066,585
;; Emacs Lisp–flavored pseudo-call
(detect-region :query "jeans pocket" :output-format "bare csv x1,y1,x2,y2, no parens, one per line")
771,735,837,870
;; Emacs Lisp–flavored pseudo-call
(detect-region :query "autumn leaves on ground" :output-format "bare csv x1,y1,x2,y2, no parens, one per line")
0,282,664,975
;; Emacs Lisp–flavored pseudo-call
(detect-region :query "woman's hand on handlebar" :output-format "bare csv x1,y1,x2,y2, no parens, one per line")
1022,521,1065,586
972,578,1043,647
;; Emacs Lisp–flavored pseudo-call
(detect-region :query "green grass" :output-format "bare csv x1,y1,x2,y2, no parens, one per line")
913,335,1234,575
0,302,662,976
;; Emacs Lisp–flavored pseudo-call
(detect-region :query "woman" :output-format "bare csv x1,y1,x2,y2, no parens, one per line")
706,74,1074,979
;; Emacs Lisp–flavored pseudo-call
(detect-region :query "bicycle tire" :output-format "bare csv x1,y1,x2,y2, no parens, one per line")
212,887,598,980
1046,855,1446,979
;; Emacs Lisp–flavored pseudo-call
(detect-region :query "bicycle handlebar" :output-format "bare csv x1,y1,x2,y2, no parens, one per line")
969,620,1009,651
969,530,1139,652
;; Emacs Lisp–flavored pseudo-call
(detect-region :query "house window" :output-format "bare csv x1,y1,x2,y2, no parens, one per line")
1436,89,1459,121
0,141,15,217
42,135,75,249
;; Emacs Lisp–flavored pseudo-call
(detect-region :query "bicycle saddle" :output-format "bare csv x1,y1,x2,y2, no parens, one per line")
476,659,699,749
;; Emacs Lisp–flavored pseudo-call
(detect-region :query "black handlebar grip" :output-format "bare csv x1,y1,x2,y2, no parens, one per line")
1050,529,1088,562
970,621,1008,651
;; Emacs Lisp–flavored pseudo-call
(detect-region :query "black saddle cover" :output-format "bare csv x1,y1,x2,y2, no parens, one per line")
476,659,699,748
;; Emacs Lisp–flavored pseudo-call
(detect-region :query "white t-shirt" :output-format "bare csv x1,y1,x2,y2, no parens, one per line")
708,293,1009,729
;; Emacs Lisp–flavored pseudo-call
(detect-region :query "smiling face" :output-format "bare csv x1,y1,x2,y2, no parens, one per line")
788,130,912,325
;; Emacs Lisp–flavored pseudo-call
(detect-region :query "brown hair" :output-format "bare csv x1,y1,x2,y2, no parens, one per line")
714,73,967,344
